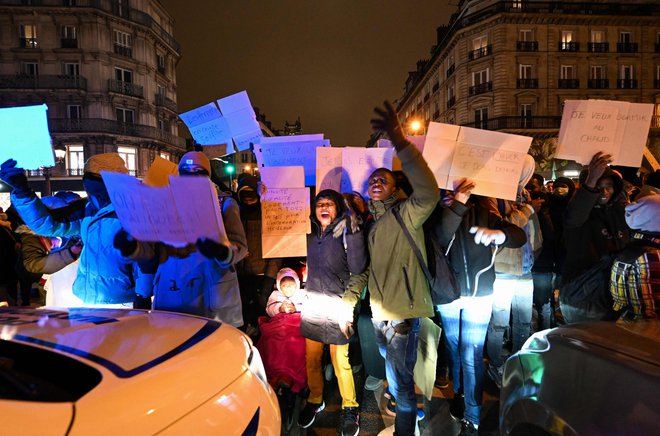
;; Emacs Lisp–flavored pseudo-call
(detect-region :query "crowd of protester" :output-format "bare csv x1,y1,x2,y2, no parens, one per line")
0,101,659,436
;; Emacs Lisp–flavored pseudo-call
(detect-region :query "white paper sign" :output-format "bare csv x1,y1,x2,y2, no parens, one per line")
179,102,232,147
261,187,310,258
341,147,394,196
422,122,532,201
217,91,263,152
316,147,343,193
258,139,330,186
260,166,305,189
557,99,653,167
102,172,227,246
0,104,54,169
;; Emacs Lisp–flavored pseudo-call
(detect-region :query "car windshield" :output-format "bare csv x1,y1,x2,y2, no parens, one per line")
0,340,101,402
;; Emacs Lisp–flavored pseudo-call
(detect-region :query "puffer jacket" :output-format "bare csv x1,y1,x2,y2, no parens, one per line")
344,144,439,321
10,193,144,304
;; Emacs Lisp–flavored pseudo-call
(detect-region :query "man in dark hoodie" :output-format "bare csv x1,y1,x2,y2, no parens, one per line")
560,152,630,323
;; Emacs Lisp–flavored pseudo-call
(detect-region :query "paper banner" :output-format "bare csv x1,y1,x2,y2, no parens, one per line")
202,144,230,160
422,122,532,201
0,104,54,169
261,187,310,258
143,156,178,187
258,138,330,186
316,147,343,193
376,135,425,152
260,166,305,189
341,147,394,196
102,172,226,246
179,102,232,147
217,91,263,151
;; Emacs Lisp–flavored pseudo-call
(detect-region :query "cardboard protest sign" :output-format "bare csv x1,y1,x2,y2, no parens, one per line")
0,104,54,169
217,91,263,152
143,156,178,187
202,144,230,160
557,100,653,167
179,102,232,147
422,122,532,201
316,147,343,192
378,136,425,171
341,147,394,196
257,137,330,186
261,187,310,258
102,172,227,246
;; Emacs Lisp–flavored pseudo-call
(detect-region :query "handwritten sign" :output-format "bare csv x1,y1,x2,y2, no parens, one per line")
261,187,310,258
179,102,232,147
316,147,343,192
143,156,178,187
258,138,330,186
341,147,394,196
422,122,532,201
0,104,54,169
216,91,263,152
102,172,227,246
557,99,654,167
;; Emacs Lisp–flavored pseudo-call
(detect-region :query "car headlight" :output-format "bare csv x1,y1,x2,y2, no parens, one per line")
521,328,553,352
247,343,271,392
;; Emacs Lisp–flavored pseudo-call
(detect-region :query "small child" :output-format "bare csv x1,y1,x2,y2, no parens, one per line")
257,268,307,393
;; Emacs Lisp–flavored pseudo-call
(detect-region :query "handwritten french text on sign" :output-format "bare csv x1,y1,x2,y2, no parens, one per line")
217,91,263,152
316,147,343,193
261,187,310,258
423,123,532,201
179,102,232,147
557,100,654,167
102,172,227,246
259,139,330,186
0,104,54,170
341,147,394,196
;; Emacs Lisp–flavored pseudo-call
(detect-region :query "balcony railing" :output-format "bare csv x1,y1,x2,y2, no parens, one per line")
50,118,186,148
155,94,178,112
432,83,439,92
468,45,492,60
517,78,538,88
19,37,38,48
60,38,78,48
617,79,638,89
558,79,579,89
516,41,538,52
558,42,580,52
588,42,609,52
113,43,132,58
0,74,87,90
447,96,456,109
617,42,638,53
469,81,492,96
588,79,609,89
446,64,455,78
108,79,143,98
653,115,660,128
461,116,562,131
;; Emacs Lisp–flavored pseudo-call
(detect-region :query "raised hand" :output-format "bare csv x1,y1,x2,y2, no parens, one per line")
0,159,30,195
469,226,506,246
584,152,612,189
370,100,406,147
453,178,476,204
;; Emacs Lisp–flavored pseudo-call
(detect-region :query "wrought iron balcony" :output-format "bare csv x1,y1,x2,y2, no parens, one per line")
468,82,492,96
49,118,186,148
447,97,456,109
468,45,492,60
155,94,178,112
588,79,609,89
0,74,87,90
588,42,609,52
60,38,78,49
108,79,143,98
617,42,638,53
461,116,561,131
113,43,132,58
617,79,638,89
558,42,580,52
558,79,579,89
19,37,38,48
516,41,538,52
517,78,538,89
446,64,455,78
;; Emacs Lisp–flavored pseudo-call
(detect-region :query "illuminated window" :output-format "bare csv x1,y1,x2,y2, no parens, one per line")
117,146,137,173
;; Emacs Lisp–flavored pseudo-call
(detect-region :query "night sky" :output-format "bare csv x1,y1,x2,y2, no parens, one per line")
159,0,454,147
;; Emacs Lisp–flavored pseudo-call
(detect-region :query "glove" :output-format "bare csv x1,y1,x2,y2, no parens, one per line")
370,100,406,146
469,226,506,246
196,238,231,262
133,294,152,310
0,159,30,195
113,228,137,257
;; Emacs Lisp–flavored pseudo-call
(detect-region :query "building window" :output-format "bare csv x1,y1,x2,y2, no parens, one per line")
61,25,77,48
618,65,636,89
62,62,80,77
517,64,537,88
474,107,488,129
19,24,38,48
115,67,133,83
67,105,81,119
241,153,248,164
517,29,538,51
589,30,608,52
520,104,533,128
21,62,39,77
559,30,579,51
117,146,137,174
67,145,85,176
160,152,171,161
655,65,660,88
589,65,608,89
559,65,578,88
560,65,575,80
470,35,491,60
113,30,132,57
470,69,491,95
618,31,637,53
156,53,166,74
116,107,135,124
519,29,533,41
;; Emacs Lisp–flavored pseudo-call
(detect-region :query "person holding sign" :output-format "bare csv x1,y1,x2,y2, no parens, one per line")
0,155,151,306
114,152,248,327
297,189,366,436
560,152,629,323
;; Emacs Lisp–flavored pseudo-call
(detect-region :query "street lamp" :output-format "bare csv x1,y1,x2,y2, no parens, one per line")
409,119,426,136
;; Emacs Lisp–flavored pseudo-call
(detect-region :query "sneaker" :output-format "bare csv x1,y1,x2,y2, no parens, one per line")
486,362,504,389
298,401,325,428
340,407,360,436
459,419,478,436
449,393,464,420
385,397,396,416
364,375,384,391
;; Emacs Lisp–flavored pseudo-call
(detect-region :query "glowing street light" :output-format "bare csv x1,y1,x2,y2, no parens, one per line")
410,120,422,132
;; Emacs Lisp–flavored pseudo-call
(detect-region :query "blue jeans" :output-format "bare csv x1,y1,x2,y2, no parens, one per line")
437,296,492,425
372,318,420,435
487,277,534,367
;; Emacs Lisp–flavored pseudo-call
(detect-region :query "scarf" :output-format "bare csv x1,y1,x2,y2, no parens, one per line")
367,191,400,220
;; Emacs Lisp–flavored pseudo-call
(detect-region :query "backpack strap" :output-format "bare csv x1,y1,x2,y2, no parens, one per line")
392,206,433,285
